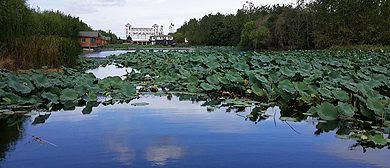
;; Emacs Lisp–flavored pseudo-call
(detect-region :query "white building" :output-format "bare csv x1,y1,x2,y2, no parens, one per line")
125,23,160,45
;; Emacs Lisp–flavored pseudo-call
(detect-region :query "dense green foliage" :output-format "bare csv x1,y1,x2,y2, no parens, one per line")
0,0,94,69
0,68,137,115
176,1,390,50
1,49,390,147
107,50,390,122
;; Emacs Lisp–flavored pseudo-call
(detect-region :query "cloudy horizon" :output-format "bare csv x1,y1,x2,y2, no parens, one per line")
28,0,293,39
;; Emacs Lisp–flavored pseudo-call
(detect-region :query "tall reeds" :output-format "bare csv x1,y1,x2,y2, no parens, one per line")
0,36,82,70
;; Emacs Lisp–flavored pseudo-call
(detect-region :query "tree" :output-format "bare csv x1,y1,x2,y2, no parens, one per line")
173,33,185,43
238,21,269,50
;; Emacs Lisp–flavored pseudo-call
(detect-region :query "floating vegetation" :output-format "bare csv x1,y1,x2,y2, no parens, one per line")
0,67,137,119
107,49,390,148
1,49,390,149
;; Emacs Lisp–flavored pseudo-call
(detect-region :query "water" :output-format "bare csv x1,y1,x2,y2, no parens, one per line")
1,50,389,167
1,95,389,167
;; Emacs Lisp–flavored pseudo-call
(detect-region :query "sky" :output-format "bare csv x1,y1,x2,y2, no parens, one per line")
27,0,293,39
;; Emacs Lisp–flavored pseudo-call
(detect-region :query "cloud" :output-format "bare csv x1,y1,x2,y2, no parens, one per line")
65,0,127,14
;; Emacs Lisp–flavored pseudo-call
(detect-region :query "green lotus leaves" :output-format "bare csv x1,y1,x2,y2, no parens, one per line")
293,82,309,96
82,101,100,114
319,88,332,99
336,102,354,117
187,84,199,93
188,76,199,86
200,82,216,91
121,83,137,98
206,75,219,85
360,102,376,119
312,102,338,120
331,90,349,101
279,80,295,94
31,74,52,88
8,80,32,94
279,66,296,77
218,76,228,84
367,134,388,146
254,74,268,83
251,85,264,96
41,92,59,105
86,93,98,101
365,98,388,115
60,88,79,101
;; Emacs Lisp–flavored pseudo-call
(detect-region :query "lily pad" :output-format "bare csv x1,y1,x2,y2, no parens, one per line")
336,102,354,117
312,102,338,120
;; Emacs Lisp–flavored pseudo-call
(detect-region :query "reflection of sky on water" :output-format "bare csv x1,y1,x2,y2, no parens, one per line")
1,95,389,167
85,64,134,79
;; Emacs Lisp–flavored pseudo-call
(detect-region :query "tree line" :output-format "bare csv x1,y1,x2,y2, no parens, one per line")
0,0,121,70
175,0,390,50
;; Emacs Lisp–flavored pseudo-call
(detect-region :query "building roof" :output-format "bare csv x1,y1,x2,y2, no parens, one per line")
132,28,153,30
79,31,111,41
125,23,131,26
79,31,99,37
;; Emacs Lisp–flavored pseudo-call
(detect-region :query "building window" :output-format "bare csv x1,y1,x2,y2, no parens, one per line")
81,38,86,42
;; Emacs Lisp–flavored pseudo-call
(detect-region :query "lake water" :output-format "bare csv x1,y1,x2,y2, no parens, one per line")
1,50,389,168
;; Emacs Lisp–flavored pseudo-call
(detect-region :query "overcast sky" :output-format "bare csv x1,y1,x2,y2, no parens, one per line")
27,0,293,39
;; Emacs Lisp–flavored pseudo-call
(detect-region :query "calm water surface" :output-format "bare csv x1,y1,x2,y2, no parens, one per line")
1,51,389,168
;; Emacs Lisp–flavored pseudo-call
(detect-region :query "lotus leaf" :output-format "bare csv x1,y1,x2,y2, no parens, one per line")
279,66,296,77
74,85,87,96
200,82,216,91
32,114,51,125
82,101,100,114
86,93,98,101
206,75,219,85
360,102,375,119
367,134,388,146
331,90,349,101
251,85,264,96
336,102,354,117
121,83,136,98
279,80,295,94
312,102,338,120
8,80,32,94
24,112,37,116
187,85,199,93
366,98,388,115
60,88,79,101
318,88,332,99
31,74,52,88
293,82,309,96
217,76,228,84
187,76,199,86
41,92,59,105
2,93,20,104
18,96,42,105
254,74,268,83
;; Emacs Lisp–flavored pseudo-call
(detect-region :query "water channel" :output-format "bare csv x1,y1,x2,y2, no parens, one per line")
1,50,389,167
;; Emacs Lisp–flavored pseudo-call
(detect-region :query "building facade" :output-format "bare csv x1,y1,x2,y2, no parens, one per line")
78,31,111,48
125,23,171,45
150,35,174,46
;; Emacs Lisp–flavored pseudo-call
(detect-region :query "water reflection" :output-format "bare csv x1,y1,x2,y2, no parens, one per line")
85,65,134,79
146,136,187,166
0,94,389,167
105,133,136,165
